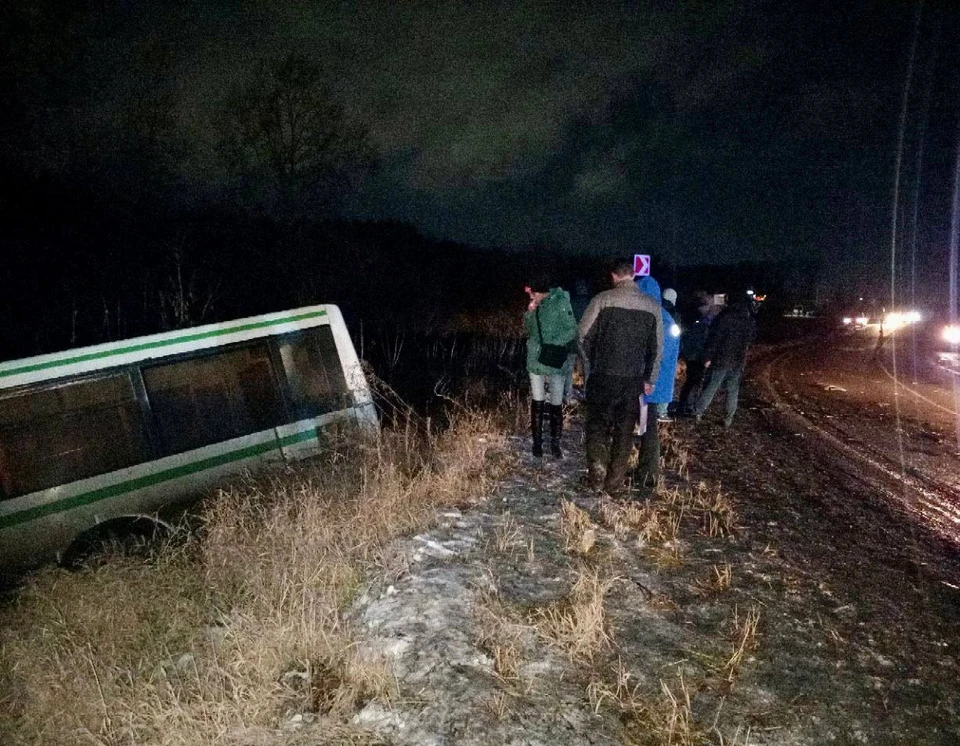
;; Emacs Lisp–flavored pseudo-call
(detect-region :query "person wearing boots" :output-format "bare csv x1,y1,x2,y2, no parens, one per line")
578,258,663,496
692,292,756,427
524,276,577,458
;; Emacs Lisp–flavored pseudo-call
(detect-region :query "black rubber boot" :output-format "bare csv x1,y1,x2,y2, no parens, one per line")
530,400,545,457
548,403,563,458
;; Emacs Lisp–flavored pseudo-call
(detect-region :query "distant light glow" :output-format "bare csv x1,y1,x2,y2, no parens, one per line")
885,310,921,329
855,316,869,326
746,289,755,296
944,325,960,345
842,317,852,325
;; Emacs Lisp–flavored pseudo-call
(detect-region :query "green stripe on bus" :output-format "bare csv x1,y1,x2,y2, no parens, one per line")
0,428,319,530
0,309,328,379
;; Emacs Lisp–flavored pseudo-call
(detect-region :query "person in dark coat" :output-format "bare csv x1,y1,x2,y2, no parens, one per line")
569,278,591,322
578,258,663,496
564,278,592,404
692,294,756,427
677,293,719,415
661,287,677,316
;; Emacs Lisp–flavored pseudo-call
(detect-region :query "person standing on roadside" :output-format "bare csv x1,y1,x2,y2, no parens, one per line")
634,276,681,491
662,287,678,317
661,287,679,414
677,293,719,415
873,312,887,361
692,293,756,427
524,276,577,458
579,258,663,496
563,278,592,404
637,280,681,423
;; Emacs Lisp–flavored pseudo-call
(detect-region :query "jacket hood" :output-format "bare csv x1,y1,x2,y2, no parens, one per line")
636,275,662,304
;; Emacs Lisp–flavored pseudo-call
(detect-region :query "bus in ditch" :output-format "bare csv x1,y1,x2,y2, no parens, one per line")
0,304,377,571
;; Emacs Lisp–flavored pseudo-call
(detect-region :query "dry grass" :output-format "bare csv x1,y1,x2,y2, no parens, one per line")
596,482,736,549
658,426,689,479
722,606,761,684
589,663,706,746
680,603,762,699
528,567,614,661
491,512,522,554
559,499,597,556
707,564,733,594
582,423,757,745
485,690,512,721
590,661,757,746
494,389,532,436
596,497,681,548
474,590,530,683
0,404,507,746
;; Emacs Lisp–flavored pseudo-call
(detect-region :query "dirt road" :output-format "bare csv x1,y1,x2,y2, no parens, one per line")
679,328,960,743
762,325,960,542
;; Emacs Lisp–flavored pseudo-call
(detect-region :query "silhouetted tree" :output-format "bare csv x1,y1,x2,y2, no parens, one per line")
220,52,371,219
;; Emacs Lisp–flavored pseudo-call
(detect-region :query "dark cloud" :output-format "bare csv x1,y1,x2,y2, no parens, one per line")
5,0,958,280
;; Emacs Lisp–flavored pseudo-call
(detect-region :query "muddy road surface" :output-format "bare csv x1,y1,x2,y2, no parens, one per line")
681,327,960,743
761,324,960,540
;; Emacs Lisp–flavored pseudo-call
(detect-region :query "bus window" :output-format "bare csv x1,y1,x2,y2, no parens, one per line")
0,375,149,499
143,344,284,456
277,327,350,418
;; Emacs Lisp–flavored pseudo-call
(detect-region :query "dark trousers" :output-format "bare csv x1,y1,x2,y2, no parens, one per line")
585,374,642,494
677,359,706,413
636,413,659,490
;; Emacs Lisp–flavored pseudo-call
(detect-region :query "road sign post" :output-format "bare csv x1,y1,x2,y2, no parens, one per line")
633,254,651,277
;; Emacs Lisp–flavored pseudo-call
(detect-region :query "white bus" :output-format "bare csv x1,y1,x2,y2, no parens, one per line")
0,304,377,570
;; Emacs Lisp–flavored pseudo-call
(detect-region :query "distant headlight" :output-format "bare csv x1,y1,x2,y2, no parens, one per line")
855,316,869,325
842,317,852,325
905,310,922,323
670,323,681,338
944,325,960,345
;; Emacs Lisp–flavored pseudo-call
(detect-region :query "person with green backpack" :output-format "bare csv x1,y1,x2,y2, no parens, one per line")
524,275,577,458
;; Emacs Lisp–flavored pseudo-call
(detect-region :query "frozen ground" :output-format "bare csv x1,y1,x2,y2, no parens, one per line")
325,366,959,745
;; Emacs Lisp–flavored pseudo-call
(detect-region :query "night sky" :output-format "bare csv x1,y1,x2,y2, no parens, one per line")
3,1,959,297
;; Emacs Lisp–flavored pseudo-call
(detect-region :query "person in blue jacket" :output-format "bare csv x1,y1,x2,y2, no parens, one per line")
635,275,681,490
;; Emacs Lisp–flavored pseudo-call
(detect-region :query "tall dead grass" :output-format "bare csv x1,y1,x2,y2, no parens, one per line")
529,568,614,661
0,405,506,746
559,499,597,556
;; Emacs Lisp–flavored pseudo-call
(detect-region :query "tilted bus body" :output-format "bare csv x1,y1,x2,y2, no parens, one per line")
0,304,377,570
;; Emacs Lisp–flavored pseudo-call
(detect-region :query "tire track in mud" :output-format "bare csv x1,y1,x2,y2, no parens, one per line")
684,344,960,743
758,344,960,549
877,356,959,417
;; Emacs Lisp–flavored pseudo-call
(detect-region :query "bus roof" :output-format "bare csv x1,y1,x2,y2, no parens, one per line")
0,305,336,391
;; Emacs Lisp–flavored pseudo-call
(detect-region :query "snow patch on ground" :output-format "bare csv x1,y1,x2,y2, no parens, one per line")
351,495,618,745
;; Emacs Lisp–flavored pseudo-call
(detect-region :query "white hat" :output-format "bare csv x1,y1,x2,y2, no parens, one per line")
663,288,677,305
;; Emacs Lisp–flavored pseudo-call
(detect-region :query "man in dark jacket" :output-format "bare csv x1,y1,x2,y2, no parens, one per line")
692,294,756,427
563,278,592,405
677,293,719,415
578,258,663,495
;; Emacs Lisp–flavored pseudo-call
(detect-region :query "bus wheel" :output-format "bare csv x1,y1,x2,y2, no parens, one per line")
60,517,173,570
